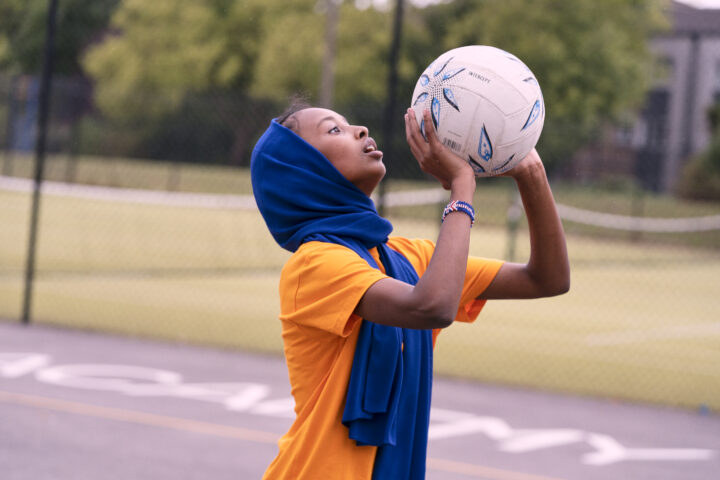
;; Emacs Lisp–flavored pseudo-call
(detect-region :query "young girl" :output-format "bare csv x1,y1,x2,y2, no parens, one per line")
250,103,569,479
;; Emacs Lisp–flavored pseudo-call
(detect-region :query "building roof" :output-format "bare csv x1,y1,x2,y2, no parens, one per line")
672,0,720,34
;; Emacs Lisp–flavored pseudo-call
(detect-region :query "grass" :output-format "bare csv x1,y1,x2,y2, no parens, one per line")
2,154,720,410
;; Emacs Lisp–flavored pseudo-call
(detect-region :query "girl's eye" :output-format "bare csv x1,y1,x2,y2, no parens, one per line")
329,126,340,134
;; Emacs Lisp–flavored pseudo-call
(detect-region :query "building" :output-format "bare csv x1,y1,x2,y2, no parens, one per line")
643,0,720,191
571,0,720,192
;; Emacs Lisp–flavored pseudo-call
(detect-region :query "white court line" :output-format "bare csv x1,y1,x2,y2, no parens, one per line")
586,322,720,346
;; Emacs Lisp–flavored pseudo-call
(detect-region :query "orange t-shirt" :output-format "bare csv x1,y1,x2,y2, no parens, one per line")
262,237,503,480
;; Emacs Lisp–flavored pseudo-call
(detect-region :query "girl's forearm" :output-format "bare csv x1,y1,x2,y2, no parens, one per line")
410,176,476,325
513,161,570,296
355,177,476,329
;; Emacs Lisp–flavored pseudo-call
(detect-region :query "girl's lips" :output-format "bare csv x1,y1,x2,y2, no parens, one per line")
366,149,384,160
363,137,383,160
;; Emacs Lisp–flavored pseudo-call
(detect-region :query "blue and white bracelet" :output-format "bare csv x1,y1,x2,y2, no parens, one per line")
442,200,475,226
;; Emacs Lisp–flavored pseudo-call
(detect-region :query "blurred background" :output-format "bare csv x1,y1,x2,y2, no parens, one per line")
1,0,719,412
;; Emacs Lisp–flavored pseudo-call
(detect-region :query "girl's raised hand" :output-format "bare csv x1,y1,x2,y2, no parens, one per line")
497,148,544,180
404,108,474,191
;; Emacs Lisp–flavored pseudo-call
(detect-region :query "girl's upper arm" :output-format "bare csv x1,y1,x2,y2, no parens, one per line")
478,262,546,300
355,277,453,330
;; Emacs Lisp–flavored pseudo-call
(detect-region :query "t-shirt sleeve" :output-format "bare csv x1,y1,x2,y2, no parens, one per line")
386,237,503,323
278,241,388,337
455,256,504,323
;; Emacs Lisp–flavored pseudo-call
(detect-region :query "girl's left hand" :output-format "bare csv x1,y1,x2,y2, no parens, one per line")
404,108,474,190
498,148,544,180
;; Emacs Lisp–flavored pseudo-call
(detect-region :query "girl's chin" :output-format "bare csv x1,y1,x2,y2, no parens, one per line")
354,178,380,197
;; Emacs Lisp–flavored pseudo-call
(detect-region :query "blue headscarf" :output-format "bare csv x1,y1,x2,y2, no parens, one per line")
251,119,433,479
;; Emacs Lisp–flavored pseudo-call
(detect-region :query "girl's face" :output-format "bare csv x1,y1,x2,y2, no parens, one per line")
293,108,385,196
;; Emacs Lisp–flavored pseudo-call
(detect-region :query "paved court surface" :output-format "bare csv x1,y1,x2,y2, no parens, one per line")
1,321,718,480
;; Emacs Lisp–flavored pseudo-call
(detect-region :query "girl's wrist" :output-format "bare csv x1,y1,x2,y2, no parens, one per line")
449,172,476,201
442,200,475,226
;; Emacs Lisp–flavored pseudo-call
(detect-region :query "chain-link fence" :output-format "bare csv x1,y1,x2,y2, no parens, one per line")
2,74,719,412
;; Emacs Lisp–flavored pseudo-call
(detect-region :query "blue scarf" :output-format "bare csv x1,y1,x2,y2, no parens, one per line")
251,119,433,479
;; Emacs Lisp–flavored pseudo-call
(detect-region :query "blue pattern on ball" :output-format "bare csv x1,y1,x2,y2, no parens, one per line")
478,125,493,162
442,67,465,81
468,156,485,174
522,100,541,131
431,97,441,129
443,88,459,111
419,119,427,142
433,57,453,77
414,92,429,106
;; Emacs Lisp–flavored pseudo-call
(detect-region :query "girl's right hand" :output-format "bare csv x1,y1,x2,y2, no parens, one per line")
404,108,475,192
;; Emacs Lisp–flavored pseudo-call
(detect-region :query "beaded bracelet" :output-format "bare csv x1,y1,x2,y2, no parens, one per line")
442,200,475,226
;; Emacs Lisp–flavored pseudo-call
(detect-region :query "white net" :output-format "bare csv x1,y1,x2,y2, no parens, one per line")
5,176,719,233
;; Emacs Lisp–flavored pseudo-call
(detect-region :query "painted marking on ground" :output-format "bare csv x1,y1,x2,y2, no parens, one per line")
0,390,279,444
1,351,715,467
0,390,567,480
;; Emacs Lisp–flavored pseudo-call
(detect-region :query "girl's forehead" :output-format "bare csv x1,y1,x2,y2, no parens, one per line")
297,108,349,127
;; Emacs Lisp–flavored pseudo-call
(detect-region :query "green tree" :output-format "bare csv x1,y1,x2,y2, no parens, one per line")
677,102,720,200
84,0,402,118
0,0,119,75
249,9,324,102
83,0,269,120
412,0,669,171
225,2,398,106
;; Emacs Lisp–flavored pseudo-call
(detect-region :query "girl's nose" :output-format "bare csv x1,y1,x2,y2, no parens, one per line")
354,125,368,139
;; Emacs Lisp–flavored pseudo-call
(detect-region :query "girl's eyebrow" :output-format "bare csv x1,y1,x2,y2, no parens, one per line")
316,115,349,128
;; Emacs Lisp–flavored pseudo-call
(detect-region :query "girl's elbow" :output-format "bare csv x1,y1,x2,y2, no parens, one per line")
558,269,571,295
553,280,571,296
542,275,570,297
410,302,455,329
431,312,455,329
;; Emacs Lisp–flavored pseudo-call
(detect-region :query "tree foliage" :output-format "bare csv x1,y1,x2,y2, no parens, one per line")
251,3,415,106
83,0,396,116
83,0,269,120
0,0,119,75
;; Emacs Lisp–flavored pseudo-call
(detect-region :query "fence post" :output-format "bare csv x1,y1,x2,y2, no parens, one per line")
378,0,404,218
630,181,645,243
505,191,522,262
21,0,59,325
2,76,18,176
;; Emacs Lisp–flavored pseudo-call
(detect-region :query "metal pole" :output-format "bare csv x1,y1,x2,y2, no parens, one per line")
320,0,339,109
505,191,522,262
2,76,19,176
21,0,60,325
378,0,404,217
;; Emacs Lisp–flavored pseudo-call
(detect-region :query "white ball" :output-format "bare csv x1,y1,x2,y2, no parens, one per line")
411,45,545,177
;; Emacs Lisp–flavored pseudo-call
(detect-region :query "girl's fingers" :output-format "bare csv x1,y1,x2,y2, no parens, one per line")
405,115,423,158
404,112,419,149
423,109,441,149
405,110,429,158
406,109,424,142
